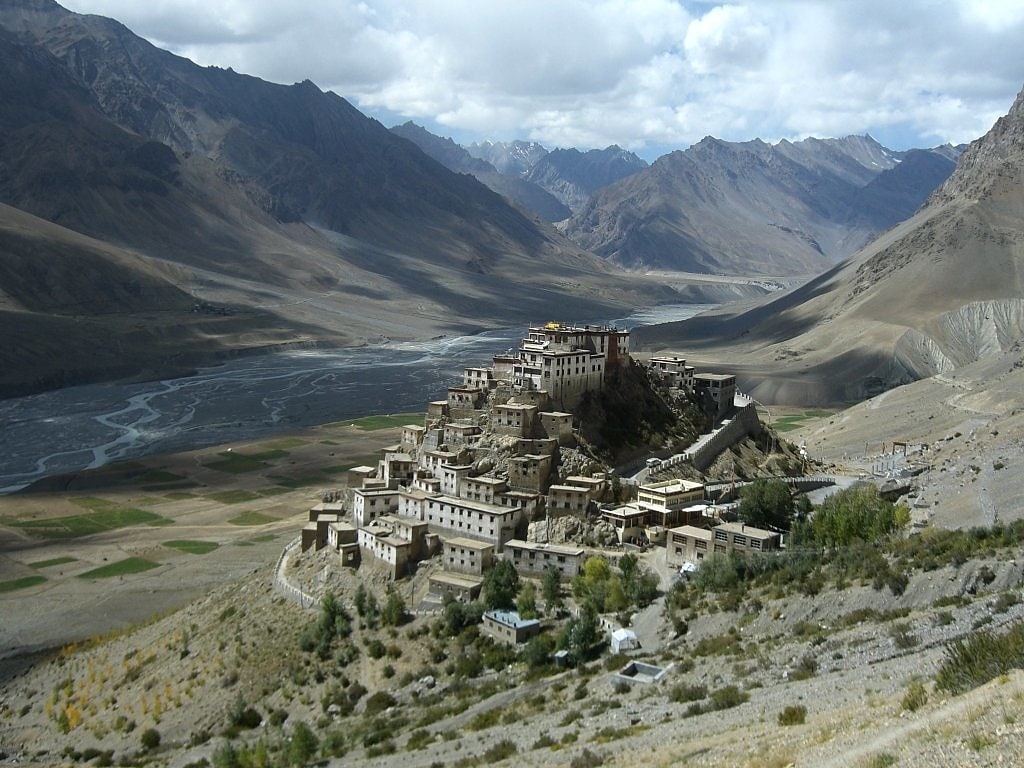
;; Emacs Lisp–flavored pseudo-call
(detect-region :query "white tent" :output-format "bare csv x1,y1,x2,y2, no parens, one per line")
610,627,639,653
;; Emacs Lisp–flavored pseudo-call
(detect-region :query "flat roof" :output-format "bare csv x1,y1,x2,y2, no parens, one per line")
444,537,495,552
484,610,540,629
548,484,590,493
669,525,713,540
353,487,397,497
602,506,646,519
346,466,377,475
717,521,777,539
693,373,736,382
429,572,484,588
505,539,584,556
639,479,704,493
430,494,520,515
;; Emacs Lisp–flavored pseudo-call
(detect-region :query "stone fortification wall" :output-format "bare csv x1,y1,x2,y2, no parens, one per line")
688,403,761,471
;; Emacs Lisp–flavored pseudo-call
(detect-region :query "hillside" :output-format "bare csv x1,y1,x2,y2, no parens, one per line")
567,135,959,276
0,0,679,395
634,85,1024,406
524,146,648,212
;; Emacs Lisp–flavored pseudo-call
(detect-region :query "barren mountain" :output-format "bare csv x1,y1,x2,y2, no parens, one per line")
525,145,648,212
567,135,959,276
635,85,1024,407
390,122,571,221
0,0,678,395
466,139,550,177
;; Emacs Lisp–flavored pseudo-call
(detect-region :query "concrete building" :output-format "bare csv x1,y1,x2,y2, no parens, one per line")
648,355,695,389
442,537,495,576
666,521,780,569
460,475,508,504
504,539,585,579
353,488,399,528
491,403,538,437
482,610,541,645
635,479,706,527
539,411,574,444
546,484,592,516
601,505,648,545
428,572,483,603
693,373,737,421
508,453,552,493
406,494,523,550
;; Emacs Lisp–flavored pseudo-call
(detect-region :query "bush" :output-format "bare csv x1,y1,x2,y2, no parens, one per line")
935,621,1024,694
482,739,517,761
669,683,707,703
778,704,806,725
902,681,928,712
570,747,605,767
363,691,397,716
140,727,161,750
709,685,748,710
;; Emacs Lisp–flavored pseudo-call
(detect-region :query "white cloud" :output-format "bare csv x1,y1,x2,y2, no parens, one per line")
59,0,1024,158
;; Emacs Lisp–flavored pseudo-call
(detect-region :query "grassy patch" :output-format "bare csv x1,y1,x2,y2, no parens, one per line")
163,540,219,555
164,491,198,500
0,575,47,593
78,558,159,579
228,511,277,526
12,500,170,539
29,556,76,569
773,410,834,432
248,533,278,543
325,413,423,431
207,490,262,504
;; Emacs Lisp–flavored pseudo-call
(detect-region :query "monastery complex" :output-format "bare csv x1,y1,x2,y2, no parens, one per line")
299,322,776,608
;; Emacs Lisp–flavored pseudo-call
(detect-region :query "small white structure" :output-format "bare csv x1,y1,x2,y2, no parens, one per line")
610,627,640,653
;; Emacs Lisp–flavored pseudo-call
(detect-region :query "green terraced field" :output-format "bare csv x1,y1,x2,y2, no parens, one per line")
12,499,171,538
0,575,47,593
77,558,160,579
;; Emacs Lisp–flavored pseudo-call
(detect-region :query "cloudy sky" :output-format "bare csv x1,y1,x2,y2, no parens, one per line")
62,0,1024,161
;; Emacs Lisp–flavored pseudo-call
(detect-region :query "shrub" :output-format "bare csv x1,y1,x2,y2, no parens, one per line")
482,739,517,762
935,621,1024,694
902,681,928,712
140,727,161,750
669,683,707,703
709,685,748,710
570,747,605,767
778,705,806,726
363,691,397,716
288,721,318,765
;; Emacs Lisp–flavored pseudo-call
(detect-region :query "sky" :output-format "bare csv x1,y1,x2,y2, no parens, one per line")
61,0,1024,162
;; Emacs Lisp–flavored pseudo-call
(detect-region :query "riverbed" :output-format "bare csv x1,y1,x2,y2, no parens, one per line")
0,305,714,493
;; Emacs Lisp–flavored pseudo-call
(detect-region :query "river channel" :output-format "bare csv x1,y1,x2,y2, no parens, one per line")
0,305,713,494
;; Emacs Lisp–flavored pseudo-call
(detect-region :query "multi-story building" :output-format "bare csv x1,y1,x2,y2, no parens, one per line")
648,355,695,389
504,539,585,579
693,373,737,421
666,521,779,569
442,537,495,576
635,479,706,527
352,488,399,528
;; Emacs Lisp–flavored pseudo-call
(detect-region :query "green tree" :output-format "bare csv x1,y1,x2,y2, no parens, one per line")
482,560,520,610
605,576,628,613
288,721,318,766
563,602,601,664
381,587,407,627
738,478,794,530
516,580,538,619
541,565,563,613
805,485,907,548
573,556,612,611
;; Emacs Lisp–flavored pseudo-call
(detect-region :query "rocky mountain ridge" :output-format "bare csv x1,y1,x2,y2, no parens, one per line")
566,134,960,276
